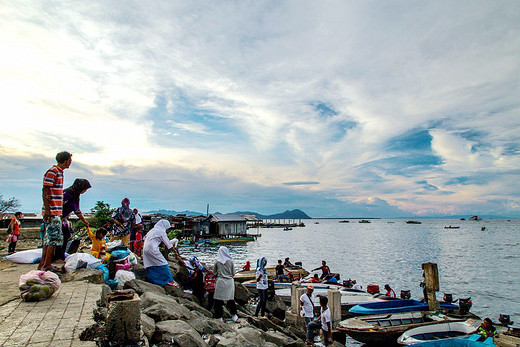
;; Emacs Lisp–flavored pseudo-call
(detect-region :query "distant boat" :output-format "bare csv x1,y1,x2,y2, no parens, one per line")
444,226,460,229
406,221,422,224
460,218,466,220
469,216,482,221
315,222,319,224
359,220,371,223
283,227,292,231
339,220,349,223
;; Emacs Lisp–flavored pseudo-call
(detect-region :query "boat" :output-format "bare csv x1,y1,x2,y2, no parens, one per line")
469,216,482,221
337,311,464,344
407,221,422,224
339,220,349,223
283,227,292,231
209,236,255,244
397,319,480,345
274,284,385,319
233,266,309,283
349,299,459,315
444,226,461,229
359,220,371,223
314,222,319,224
411,334,494,346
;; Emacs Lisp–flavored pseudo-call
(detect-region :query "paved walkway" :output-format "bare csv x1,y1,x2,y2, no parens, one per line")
0,261,100,346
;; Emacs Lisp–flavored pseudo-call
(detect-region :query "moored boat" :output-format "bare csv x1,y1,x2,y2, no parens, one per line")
349,299,459,315
233,266,309,282
407,220,422,224
337,311,464,344
397,319,480,345
339,220,349,223
444,226,461,229
411,333,494,346
359,220,371,223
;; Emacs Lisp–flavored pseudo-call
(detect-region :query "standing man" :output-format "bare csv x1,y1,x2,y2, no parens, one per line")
39,151,72,271
299,285,315,325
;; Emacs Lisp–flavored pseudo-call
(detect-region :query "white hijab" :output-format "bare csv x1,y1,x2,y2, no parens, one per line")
145,219,171,240
216,246,232,264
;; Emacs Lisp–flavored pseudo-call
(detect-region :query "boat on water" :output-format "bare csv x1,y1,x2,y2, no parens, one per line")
444,226,461,229
339,220,349,223
407,221,422,224
337,311,465,344
283,227,292,231
233,266,309,283
349,299,459,315
359,220,371,223
469,216,482,221
397,319,480,345
410,333,494,346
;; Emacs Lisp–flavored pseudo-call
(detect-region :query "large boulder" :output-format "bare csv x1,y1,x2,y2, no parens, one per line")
263,330,297,346
216,327,266,347
177,297,213,317
234,282,252,306
132,263,148,281
265,294,286,320
141,313,156,340
164,283,185,297
153,320,207,347
140,292,193,321
187,317,233,335
124,279,165,296
169,259,190,286
61,268,105,284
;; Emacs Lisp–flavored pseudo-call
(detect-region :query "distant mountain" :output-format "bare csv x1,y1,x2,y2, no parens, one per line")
233,209,312,219
146,208,312,219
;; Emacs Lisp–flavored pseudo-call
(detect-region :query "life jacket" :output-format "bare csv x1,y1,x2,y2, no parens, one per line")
204,272,216,292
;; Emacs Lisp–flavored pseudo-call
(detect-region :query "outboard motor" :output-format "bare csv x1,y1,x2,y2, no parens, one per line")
458,297,472,315
294,261,302,267
400,290,411,300
499,314,514,326
443,293,454,303
343,279,354,288
367,284,380,294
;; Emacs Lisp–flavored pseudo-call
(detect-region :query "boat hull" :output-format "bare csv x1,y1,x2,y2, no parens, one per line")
398,319,480,345
349,299,459,315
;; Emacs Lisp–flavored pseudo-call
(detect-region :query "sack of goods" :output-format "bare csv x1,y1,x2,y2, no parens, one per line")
19,270,61,302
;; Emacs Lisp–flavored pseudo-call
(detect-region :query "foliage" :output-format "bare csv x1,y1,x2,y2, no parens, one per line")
0,194,21,213
90,201,114,228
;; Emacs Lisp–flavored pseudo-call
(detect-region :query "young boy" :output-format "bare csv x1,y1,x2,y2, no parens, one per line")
88,226,108,259
306,296,333,346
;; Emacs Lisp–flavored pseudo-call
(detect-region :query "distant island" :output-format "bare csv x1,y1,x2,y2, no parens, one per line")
146,208,312,219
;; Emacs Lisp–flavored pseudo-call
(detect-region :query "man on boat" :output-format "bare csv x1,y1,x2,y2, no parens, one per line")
352,280,362,290
306,295,332,346
312,260,331,280
384,284,396,298
275,259,289,282
283,257,294,268
299,285,315,325
473,318,497,339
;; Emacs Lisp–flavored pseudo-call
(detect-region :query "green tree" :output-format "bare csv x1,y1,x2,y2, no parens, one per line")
0,194,21,213
90,201,114,228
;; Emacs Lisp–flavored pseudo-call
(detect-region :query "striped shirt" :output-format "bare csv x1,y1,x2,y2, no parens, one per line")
42,165,64,216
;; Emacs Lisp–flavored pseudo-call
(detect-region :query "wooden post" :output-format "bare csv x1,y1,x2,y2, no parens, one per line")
422,262,440,311
327,289,342,329
291,281,302,314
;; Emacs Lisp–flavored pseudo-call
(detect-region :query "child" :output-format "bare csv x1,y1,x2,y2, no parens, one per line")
7,212,23,254
131,224,143,257
204,271,216,311
306,296,333,346
88,226,108,259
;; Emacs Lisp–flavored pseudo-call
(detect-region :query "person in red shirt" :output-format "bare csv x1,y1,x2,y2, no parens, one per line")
7,212,23,254
385,284,396,298
242,261,251,271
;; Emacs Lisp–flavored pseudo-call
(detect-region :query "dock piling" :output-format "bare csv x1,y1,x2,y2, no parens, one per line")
327,289,341,329
422,262,440,310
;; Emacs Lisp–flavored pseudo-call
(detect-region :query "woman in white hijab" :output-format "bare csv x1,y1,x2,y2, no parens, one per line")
142,219,175,286
213,246,238,322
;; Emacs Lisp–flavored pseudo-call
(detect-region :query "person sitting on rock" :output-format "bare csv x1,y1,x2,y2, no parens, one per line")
88,226,108,259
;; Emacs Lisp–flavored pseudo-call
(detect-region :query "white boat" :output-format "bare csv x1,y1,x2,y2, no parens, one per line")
397,319,480,345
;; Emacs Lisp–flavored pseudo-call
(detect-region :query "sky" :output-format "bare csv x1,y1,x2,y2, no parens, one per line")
1,1,519,218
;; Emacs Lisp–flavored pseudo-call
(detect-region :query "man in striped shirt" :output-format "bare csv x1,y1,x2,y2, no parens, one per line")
39,151,72,271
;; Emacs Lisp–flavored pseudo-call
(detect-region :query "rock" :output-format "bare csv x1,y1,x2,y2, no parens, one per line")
141,313,156,340
287,326,307,341
183,291,201,304
169,259,190,286
79,323,103,341
265,294,286,320
234,282,252,306
329,341,345,347
187,317,233,335
216,329,265,347
61,268,105,284
264,343,278,347
93,307,107,322
97,284,112,307
247,317,301,341
132,263,148,281
177,297,213,317
105,292,141,343
141,291,193,321
269,316,287,328
164,283,184,297
237,327,266,345
263,330,296,346
205,334,220,347
124,279,166,296
153,320,207,347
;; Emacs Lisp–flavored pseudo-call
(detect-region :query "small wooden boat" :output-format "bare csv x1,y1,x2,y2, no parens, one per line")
233,266,309,282
359,220,371,223
444,226,460,229
209,236,255,244
349,299,459,315
406,220,422,224
337,311,463,344
397,319,480,345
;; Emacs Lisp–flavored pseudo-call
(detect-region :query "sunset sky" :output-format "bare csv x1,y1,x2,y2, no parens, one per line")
1,1,519,217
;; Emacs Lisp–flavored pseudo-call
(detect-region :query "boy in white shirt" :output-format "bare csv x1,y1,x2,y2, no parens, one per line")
306,295,333,346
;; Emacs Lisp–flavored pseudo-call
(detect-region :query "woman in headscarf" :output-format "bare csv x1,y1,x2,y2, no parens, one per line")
54,178,91,261
142,219,176,286
255,256,268,317
213,246,238,322
188,256,206,304
111,198,135,246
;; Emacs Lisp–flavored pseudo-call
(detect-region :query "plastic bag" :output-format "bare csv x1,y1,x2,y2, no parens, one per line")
110,249,130,261
114,270,135,286
4,249,43,264
94,264,109,283
128,252,138,265
19,270,61,302
64,253,102,273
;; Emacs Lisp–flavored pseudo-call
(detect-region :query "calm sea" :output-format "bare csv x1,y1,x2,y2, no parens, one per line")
180,218,520,345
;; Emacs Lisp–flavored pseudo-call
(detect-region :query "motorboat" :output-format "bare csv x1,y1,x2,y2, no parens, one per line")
337,311,464,344
233,266,309,283
397,319,480,345
349,299,459,315
411,333,494,346
359,220,371,223
339,220,349,223
444,226,461,229
407,221,422,224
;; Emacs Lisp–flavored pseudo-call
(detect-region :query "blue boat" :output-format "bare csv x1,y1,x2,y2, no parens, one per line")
349,299,459,315
412,333,494,346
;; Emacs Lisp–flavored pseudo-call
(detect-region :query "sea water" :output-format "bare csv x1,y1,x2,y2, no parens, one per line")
180,218,520,345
